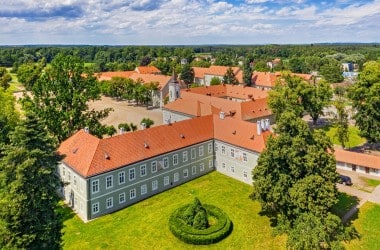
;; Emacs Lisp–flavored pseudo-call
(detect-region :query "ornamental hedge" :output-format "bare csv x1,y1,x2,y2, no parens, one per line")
169,198,233,245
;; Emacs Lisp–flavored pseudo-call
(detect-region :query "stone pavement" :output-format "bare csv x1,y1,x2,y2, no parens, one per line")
338,184,380,223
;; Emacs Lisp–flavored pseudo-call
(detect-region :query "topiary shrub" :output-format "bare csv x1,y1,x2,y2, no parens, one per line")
169,198,233,245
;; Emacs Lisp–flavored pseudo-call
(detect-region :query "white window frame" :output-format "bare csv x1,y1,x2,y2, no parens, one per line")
222,163,226,168
106,175,113,189
208,143,213,153
200,163,205,172
92,202,99,214
191,148,196,159
106,197,113,209
215,144,218,152
174,172,179,182
92,180,99,194
163,157,169,169
243,152,247,162
130,189,136,199
231,166,235,173
243,171,248,179
209,159,213,169
129,168,136,181
151,161,157,173
182,151,188,162
199,146,204,157
173,154,178,165
140,164,147,177
119,171,125,184
62,167,66,176
164,176,170,186
141,184,147,195
192,166,197,175
221,146,226,155
152,180,158,191
119,192,126,204
230,148,235,158
73,175,77,187
183,169,189,178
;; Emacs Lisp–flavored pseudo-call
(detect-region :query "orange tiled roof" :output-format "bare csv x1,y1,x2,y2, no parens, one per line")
58,116,214,177
185,85,268,100
193,66,241,80
128,73,172,89
251,72,313,88
241,98,272,120
163,98,213,117
213,115,270,153
334,148,380,170
96,71,135,81
135,66,161,74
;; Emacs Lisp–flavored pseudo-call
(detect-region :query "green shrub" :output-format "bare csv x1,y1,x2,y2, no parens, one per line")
169,203,233,245
193,209,208,230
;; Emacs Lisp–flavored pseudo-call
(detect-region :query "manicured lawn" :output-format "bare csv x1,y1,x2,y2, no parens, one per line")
320,125,366,148
61,171,287,249
331,192,359,218
345,202,380,250
359,177,380,187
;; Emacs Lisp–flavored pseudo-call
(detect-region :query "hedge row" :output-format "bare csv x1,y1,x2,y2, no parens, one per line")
169,204,233,245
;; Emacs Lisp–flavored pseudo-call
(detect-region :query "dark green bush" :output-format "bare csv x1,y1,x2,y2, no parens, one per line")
169,203,233,245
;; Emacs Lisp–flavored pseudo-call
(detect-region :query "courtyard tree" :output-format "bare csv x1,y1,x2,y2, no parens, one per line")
0,112,63,249
222,67,239,85
319,58,344,83
251,111,353,248
210,76,221,85
0,67,12,89
180,64,195,86
304,79,332,125
23,53,112,142
349,61,380,144
333,99,350,148
141,117,154,128
243,59,252,86
17,61,44,90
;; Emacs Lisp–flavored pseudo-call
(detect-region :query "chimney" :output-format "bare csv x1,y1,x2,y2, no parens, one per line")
141,123,146,130
84,127,89,133
257,121,262,135
219,111,225,120
119,127,125,134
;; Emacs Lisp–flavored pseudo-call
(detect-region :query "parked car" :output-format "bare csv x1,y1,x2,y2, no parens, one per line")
338,175,352,185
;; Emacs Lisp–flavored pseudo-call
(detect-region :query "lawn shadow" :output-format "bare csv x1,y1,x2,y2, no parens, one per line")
57,203,76,222
331,192,360,219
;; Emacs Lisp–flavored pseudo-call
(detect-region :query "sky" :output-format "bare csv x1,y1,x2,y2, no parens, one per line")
0,0,379,45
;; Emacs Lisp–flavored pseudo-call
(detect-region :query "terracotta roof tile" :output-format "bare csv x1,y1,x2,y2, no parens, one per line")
58,116,214,177
96,71,135,81
193,66,241,80
135,66,161,74
334,148,380,170
128,73,172,89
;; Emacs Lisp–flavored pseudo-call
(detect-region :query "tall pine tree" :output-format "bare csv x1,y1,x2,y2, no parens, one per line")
0,112,63,249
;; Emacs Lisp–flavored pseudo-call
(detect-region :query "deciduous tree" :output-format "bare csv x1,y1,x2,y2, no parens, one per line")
222,67,239,85
180,64,194,86
0,87,19,145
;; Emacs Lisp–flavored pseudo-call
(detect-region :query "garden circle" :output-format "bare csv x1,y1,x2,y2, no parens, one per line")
168,198,233,245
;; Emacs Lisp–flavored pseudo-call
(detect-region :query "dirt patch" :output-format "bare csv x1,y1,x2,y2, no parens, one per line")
88,96,163,130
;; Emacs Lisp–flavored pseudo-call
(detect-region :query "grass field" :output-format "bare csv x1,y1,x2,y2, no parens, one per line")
320,125,366,148
345,202,380,250
360,177,380,187
62,171,287,249
331,192,359,218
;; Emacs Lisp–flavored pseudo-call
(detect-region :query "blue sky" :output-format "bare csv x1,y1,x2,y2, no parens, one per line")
0,0,379,45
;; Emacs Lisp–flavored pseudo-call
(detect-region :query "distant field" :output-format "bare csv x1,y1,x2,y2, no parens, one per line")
61,171,287,249
345,202,380,250
320,125,366,148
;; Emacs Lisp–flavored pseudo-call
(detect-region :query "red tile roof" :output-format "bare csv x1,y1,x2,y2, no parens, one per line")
96,71,135,81
334,148,380,170
135,66,161,74
128,73,172,89
193,66,241,81
58,116,214,177
251,72,313,88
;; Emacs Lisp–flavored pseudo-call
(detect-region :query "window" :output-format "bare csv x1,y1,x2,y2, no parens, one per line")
164,176,170,186
221,146,226,155
173,154,178,165
130,189,136,199
92,180,99,194
62,167,65,176
199,146,204,157
222,163,226,168
231,166,235,173
68,172,71,181
152,180,158,191
230,148,235,158
151,161,157,173
191,148,196,159
243,153,247,162
243,171,248,179
73,176,77,187
192,166,197,175
141,184,147,195
140,164,147,176
92,202,99,214
183,169,189,178
209,159,213,169
129,168,135,181
119,192,126,204
106,197,113,209
106,175,113,189
174,172,179,182
182,151,188,162
163,157,169,169
208,143,213,153
119,171,125,184
215,144,218,151
200,163,205,172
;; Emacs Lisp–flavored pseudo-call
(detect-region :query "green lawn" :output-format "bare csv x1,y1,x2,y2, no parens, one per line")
331,192,359,218
345,202,380,250
62,171,287,249
320,125,366,148
359,177,380,187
